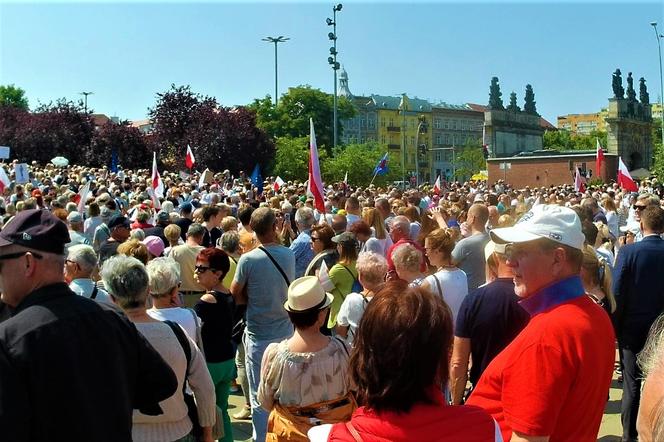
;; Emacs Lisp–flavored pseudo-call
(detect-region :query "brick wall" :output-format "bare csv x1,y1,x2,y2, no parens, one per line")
487,154,618,189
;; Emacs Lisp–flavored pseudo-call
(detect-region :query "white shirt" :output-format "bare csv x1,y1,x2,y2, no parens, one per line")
337,292,372,346
147,307,201,345
424,268,468,330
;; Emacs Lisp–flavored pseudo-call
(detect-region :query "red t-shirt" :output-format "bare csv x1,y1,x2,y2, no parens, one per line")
328,392,498,441
466,295,615,441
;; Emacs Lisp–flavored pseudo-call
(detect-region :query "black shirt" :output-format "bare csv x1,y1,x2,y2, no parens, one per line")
455,278,530,386
98,239,121,266
194,291,235,362
144,225,169,249
175,218,193,241
201,227,222,248
0,283,177,442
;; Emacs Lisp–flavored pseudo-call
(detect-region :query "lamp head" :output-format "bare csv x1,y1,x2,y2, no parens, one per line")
334,4,343,12
328,57,334,64
326,17,334,26
651,21,658,27
328,32,336,40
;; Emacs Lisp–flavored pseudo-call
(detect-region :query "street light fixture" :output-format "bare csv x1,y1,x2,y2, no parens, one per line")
79,91,93,113
651,22,664,147
326,3,342,152
262,35,290,106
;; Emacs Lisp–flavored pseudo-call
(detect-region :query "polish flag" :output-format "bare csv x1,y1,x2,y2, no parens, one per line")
77,180,91,214
433,175,441,195
273,176,285,192
151,151,164,198
185,144,195,169
307,118,325,214
574,167,586,193
617,156,638,192
596,138,604,180
0,166,10,194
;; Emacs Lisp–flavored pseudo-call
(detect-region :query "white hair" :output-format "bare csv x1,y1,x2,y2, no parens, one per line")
146,257,181,297
67,244,98,273
100,255,149,307
295,207,315,229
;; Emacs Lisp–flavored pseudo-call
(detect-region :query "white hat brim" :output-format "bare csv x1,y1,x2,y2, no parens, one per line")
490,227,541,244
284,292,334,313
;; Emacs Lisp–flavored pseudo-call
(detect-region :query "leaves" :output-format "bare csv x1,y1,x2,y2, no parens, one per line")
543,129,607,151
0,84,29,110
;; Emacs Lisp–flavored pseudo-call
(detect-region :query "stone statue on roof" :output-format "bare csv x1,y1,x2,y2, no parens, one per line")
626,72,636,102
640,77,650,104
612,69,624,99
488,77,504,110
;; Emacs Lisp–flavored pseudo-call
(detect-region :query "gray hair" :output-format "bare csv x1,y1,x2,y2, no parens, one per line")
187,223,206,238
356,251,388,287
638,313,664,441
295,207,315,229
67,244,98,273
66,202,78,213
146,257,181,297
391,215,410,234
100,255,149,309
219,230,240,254
130,228,146,241
392,243,423,273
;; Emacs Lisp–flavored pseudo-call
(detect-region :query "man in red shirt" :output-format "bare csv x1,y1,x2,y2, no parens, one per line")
385,215,426,280
466,204,615,442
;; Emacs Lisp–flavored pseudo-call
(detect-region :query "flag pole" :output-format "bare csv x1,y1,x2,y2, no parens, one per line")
369,169,379,186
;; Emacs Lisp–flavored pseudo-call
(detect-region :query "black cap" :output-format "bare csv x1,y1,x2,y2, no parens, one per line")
107,215,130,230
0,209,70,255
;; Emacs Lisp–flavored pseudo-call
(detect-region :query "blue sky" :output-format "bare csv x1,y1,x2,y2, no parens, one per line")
1,1,663,125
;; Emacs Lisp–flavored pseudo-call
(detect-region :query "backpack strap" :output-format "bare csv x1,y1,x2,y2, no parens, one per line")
432,274,444,299
90,285,98,300
258,246,290,286
334,336,350,356
164,320,191,382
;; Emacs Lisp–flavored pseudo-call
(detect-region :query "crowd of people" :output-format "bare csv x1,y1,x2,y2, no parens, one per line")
2,160,664,441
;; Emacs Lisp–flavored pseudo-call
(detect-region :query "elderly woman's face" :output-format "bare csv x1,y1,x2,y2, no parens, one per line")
194,258,222,290
311,232,325,254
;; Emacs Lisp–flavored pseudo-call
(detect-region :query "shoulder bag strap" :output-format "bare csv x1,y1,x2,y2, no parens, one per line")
258,246,290,286
341,264,357,281
90,285,98,300
164,320,191,383
432,274,443,299
333,336,350,356
345,421,364,442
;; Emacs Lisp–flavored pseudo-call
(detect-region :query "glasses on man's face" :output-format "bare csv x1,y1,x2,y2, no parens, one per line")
194,265,211,274
311,237,321,243
633,204,647,211
499,242,544,263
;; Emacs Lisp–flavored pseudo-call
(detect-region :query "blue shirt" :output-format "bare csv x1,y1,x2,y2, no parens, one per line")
290,229,314,278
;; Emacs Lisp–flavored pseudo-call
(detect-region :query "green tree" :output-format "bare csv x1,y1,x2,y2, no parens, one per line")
452,141,486,180
248,85,356,157
0,84,29,110
651,119,664,180
321,142,402,187
543,129,607,151
272,136,313,181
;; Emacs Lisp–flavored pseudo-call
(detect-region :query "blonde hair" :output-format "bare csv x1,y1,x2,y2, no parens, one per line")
117,239,149,265
582,245,616,313
220,216,238,232
164,224,181,246
425,228,456,259
362,207,387,240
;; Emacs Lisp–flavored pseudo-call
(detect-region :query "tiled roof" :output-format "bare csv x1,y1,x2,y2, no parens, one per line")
370,95,432,112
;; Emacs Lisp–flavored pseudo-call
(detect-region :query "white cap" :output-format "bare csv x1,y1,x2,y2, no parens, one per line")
473,194,485,203
490,204,585,250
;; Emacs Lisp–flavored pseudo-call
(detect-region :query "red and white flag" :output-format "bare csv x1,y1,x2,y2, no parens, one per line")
0,166,10,194
151,151,164,198
185,144,195,169
273,176,285,192
574,167,586,193
307,118,325,214
77,180,91,214
433,175,441,195
596,138,604,180
617,156,638,192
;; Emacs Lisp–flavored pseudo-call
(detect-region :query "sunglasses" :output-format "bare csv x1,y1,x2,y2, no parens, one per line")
194,265,211,274
633,205,647,210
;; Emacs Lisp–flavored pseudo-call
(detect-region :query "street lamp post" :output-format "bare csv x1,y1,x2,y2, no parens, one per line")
327,4,342,152
262,36,290,106
651,22,664,147
415,115,427,187
79,91,93,113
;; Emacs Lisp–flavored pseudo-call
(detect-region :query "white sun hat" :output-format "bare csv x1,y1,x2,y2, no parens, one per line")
284,276,334,312
489,204,585,250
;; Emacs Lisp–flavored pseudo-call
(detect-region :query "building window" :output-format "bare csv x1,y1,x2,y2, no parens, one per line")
435,134,443,144
434,118,442,129
389,118,394,126
452,120,458,130
435,151,442,161
444,119,449,129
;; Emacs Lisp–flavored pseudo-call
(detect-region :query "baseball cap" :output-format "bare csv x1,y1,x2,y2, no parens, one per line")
67,211,83,224
142,236,165,257
157,211,170,223
490,204,585,250
0,209,70,255
107,215,130,230
332,231,357,247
